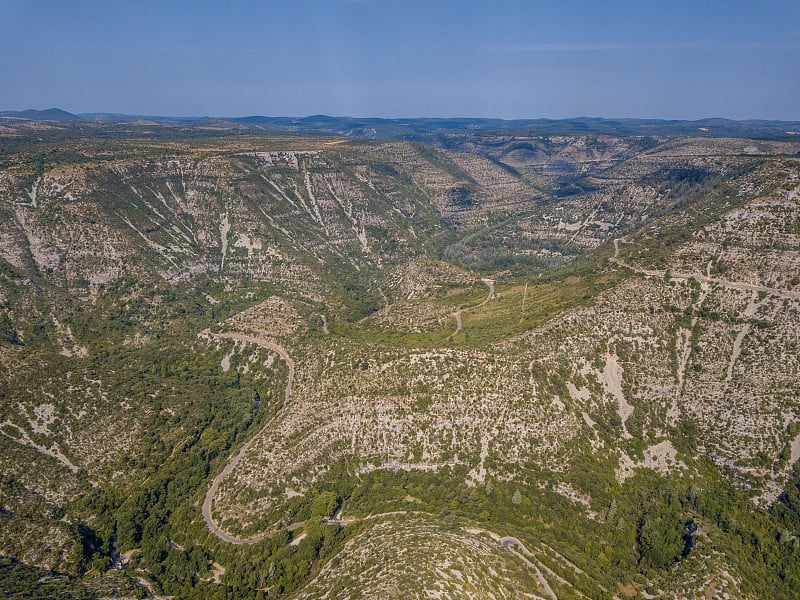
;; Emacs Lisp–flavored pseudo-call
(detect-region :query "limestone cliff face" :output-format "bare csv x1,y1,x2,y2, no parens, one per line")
0,141,545,300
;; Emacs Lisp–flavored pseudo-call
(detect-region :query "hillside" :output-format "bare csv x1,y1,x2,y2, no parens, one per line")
1,119,800,598
4,110,800,139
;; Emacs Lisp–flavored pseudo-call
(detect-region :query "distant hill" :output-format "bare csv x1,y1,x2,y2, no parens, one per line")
2,108,800,140
0,108,81,121
231,114,800,140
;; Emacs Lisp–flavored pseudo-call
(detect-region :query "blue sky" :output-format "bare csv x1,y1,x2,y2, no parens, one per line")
1,0,798,119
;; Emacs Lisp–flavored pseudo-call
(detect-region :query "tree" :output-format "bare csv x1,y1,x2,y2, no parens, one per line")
310,491,338,518
637,516,684,572
0,311,19,345
303,516,326,548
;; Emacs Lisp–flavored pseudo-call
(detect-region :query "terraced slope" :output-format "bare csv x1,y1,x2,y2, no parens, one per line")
1,122,800,598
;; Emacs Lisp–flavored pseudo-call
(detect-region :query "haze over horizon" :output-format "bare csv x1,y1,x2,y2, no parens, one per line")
1,0,799,121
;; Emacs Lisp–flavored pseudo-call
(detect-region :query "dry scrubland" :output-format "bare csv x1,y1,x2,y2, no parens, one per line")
1,120,799,598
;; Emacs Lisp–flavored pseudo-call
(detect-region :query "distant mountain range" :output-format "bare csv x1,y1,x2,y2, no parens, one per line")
2,107,800,140
0,108,84,122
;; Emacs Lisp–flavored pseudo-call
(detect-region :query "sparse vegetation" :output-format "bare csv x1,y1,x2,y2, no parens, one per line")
0,120,799,598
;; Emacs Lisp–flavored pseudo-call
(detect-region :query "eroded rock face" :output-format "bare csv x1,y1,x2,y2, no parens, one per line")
0,140,549,299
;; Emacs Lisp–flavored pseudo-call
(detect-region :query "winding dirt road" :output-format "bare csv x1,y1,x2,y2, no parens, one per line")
447,278,495,340
198,300,494,545
202,277,494,543
612,238,800,300
500,537,558,600
200,331,295,545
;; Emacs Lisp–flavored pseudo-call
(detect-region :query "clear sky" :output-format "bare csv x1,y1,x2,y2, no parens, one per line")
1,0,798,120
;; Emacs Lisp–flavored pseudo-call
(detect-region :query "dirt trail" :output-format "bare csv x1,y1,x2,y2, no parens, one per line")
612,238,800,300
200,330,294,545
447,278,495,340
200,329,450,544
567,198,603,245
725,292,764,385
450,311,463,338
612,237,797,423
500,537,558,600
135,576,171,600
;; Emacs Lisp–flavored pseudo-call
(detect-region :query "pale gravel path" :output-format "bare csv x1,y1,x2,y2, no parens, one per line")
500,537,558,600
134,576,171,600
200,330,294,545
447,278,495,340
612,238,800,300
200,328,456,544
612,237,798,422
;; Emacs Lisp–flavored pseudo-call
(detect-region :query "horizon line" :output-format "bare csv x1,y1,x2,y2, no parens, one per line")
3,108,800,124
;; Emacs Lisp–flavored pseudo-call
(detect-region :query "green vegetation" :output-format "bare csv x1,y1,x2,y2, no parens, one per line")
1,123,799,598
